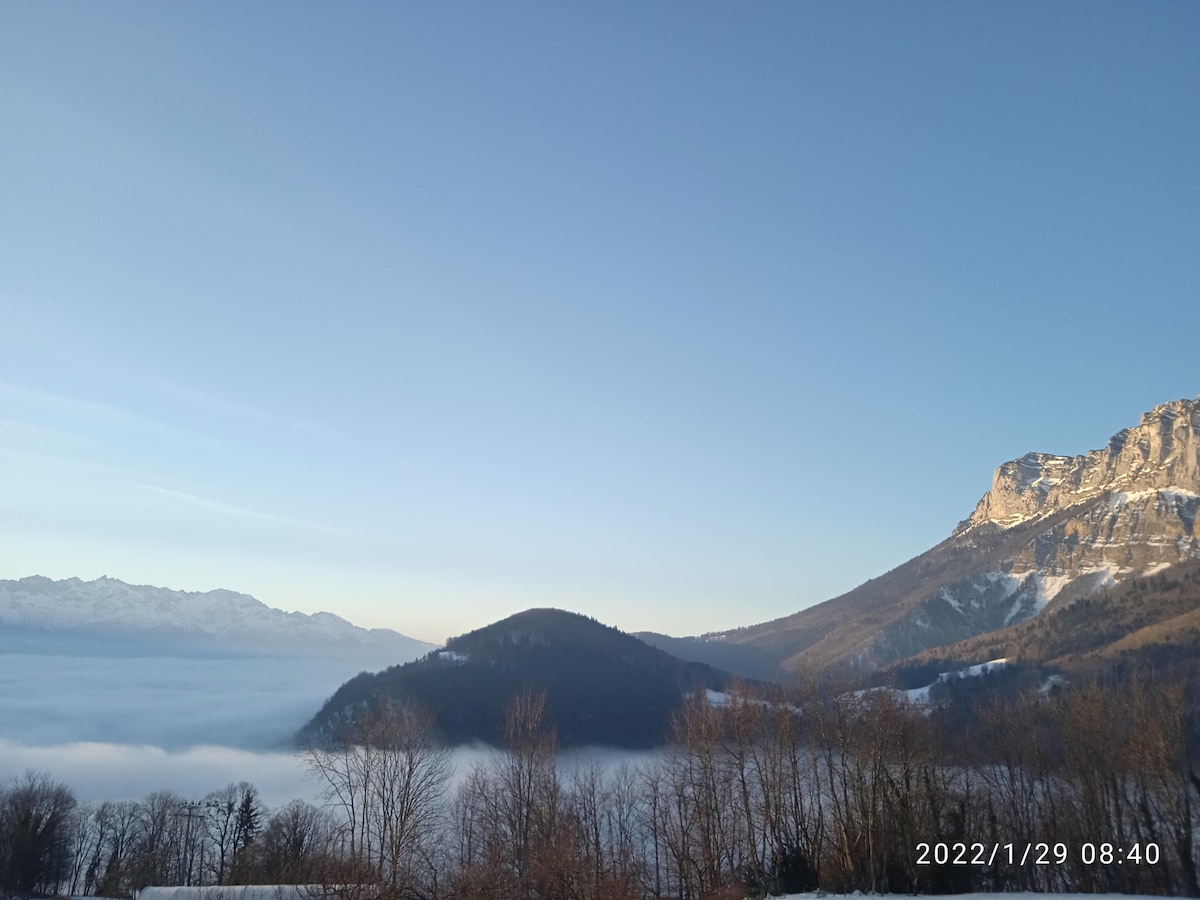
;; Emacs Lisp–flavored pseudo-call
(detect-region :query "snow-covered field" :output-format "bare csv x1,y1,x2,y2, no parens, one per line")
775,895,1173,900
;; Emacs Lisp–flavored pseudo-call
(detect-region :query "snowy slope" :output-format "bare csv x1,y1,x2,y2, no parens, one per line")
0,575,436,661
776,894,1167,900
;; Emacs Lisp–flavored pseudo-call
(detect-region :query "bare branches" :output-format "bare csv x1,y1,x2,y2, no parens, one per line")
304,697,452,898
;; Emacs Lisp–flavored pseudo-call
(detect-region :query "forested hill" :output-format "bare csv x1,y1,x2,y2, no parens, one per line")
297,608,739,748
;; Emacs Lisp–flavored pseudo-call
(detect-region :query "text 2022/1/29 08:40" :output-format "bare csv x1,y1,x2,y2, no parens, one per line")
916,841,1162,867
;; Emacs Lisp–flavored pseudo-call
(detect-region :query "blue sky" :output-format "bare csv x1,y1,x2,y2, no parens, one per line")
2,3,1198,644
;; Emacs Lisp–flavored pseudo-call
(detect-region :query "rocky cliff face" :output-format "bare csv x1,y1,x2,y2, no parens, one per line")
962,397,1200,529
959,396,1200,576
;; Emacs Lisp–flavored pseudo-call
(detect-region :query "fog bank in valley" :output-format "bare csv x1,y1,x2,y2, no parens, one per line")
0,652,378,749
0,739,315,808
0,647,662,808
0,738,661,812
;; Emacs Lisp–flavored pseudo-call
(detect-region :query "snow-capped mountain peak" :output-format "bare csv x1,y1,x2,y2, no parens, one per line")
0,575,437,661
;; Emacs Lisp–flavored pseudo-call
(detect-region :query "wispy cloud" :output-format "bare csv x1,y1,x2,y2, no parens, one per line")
136,484,326,530
134,483,386,546
0,416,74,440
0,380,242,475
0,380,139,424
143,376,320,435
1,291,320,437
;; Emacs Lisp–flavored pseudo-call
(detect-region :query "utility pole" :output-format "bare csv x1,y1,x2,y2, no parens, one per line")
176,802,207,887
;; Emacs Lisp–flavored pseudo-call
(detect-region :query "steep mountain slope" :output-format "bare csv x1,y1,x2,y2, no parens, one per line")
0,575,436,663
632,631,781,680
298,608,736,749
663,396,1200,678
889,559,1200,677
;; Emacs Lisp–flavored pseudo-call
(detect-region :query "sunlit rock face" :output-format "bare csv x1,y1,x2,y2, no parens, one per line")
960,396,1200,576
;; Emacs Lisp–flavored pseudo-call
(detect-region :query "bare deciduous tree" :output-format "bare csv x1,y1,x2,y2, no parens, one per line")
306,696,452,898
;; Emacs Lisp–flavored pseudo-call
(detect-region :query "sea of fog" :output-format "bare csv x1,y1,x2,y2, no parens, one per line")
0,653,379,749
0,739,658,810
0,651,657,808
0,739,318,808
0,651,359,805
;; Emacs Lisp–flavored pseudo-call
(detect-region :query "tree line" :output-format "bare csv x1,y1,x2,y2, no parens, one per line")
0,776,320,898
4,674,1199,899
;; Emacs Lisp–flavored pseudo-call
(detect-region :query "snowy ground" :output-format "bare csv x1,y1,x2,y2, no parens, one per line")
773,894,1172,900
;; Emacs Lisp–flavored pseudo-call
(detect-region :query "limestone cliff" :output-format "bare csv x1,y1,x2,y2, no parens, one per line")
959,396,1200,576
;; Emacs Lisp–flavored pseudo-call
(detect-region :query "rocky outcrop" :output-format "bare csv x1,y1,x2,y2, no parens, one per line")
958,396,1200,579
960,396,1200,534
1007,488,1199,576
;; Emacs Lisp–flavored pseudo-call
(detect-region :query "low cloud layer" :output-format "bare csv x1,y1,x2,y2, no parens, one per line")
1,649,661,811
0,739,660,812
0,652,372,749
0,739,316,808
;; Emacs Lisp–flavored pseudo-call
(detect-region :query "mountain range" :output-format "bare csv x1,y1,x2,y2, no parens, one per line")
0,576,439,748
0,575,436,664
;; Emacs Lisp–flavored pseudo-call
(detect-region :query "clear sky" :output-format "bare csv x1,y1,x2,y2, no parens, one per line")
2,3,1198,644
